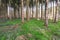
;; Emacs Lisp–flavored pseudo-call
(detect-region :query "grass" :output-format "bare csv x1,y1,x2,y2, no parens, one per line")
0,19,21,26
0,19,60,40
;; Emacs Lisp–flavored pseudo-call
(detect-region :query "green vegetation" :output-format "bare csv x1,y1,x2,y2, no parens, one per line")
0,19,21,26
0,19,60,40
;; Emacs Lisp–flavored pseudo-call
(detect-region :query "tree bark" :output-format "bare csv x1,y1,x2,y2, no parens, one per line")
41,0,43,19
54,0,59,23
32,0,34,18
36,0,38,19
39,2,40,19
21,0,24,23
44,0,48,27
32,7,34,18
53,1,55,22
26,0,30,21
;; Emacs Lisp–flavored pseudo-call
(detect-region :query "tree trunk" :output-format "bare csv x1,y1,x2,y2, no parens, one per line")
26,0,30,21
21,0,24,23
36,0,38,19
32,7,34,18
39,3,40,19
54,0,59,23
5,3,7,19
30,7,31,18
41,1,43,19
32,0,34,18
51,1,53,20
7,1,12,20
39,3,41,18
53,1,55,22
44,0,48,27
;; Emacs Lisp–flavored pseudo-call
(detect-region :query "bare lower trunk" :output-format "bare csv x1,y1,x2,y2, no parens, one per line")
21,0,24,23
41,3,43,19
53,1,55,22
32,0,34,18
44,0,48,27
54,0,59,23
32,7,34,18
26,7,29,21
36,0,38,19
26,0,30,21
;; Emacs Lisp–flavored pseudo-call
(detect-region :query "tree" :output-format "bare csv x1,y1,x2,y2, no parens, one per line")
39,0,41,18
44,0,49,27
54,0,59,23
26,0,30,21
53,0,55,22
21,0,24,23
17,0,20,18
41,0,43,19
36,0,38,19
32,0,34,18
8,0,12,20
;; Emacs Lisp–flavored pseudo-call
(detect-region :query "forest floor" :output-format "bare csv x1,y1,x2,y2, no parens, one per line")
0,19,60,40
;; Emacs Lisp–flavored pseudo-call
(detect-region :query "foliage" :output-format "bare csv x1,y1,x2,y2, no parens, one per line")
0,19,60,40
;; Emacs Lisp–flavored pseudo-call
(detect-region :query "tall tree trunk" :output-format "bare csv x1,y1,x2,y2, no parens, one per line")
32,0,34,18
26,0,30,21
30,7,31,18
6,0,8,19
53,1,55,22
41,0,43,19
38,1,40,19
39,2,40,19
51,1,53,20
21,0,24,23
32,7,34,18
44,0,48,27
36,0,38,19
57,0,59,21
54,0,59,23
39,3,41,18
8,1,12,20
20,7,21,18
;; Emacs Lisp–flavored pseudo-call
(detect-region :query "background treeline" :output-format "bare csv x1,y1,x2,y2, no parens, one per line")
0,0,60,27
